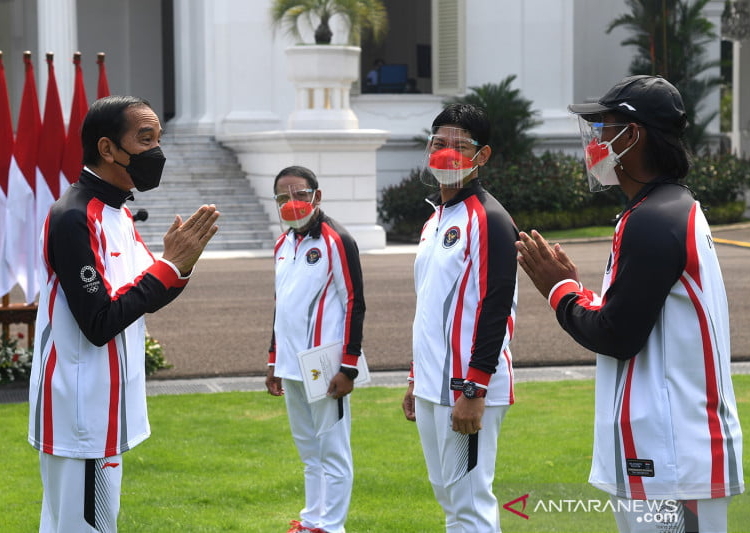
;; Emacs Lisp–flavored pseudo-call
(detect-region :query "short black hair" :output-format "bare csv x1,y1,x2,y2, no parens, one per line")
431,103,491,147
273,165,319,191
81,95,153,166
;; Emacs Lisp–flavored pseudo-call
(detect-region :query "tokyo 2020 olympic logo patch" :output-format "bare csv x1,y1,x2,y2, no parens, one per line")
306,248,322,265
442,227,461,248
80,265,100,293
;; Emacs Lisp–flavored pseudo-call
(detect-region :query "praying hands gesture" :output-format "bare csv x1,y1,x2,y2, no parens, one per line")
161,204,221,276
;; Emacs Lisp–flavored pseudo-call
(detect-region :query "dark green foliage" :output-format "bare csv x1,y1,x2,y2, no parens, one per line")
145,334,173,376
378,151,749,242
686,152,750,206
444,77,541,166
481,152,625,214
377,169,436,242
702,201,747,225
607,0,723,152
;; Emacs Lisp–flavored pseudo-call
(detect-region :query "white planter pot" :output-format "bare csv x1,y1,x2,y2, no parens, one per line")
285,45,361,130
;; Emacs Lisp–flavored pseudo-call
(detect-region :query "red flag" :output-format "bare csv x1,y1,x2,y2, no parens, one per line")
6,52,41,303
0,51,15,295
61,52,88,185
38,53,66,200
0,52,12,192
97,52,111,98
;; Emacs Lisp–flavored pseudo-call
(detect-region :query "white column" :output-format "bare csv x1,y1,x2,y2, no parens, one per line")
171,0,215,134
217,129,389,250
37,0,77,121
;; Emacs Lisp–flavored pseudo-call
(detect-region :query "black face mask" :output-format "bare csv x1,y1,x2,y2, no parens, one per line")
114,145,166,192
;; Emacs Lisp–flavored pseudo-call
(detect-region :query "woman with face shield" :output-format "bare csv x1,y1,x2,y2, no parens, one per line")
403,104,520,532
516,75,743,532
264,166,366,533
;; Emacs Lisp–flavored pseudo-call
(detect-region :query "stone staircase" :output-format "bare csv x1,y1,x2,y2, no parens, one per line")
127,133,274,252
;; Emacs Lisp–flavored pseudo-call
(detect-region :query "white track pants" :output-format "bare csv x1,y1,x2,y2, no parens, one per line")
284,379,352,533
611,495,732,533
39,453,123,533
415,397,509,532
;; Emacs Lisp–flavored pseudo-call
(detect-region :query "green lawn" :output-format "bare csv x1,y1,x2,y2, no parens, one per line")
2,377,748,532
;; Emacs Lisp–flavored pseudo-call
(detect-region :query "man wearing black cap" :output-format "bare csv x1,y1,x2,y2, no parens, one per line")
516,75,744,532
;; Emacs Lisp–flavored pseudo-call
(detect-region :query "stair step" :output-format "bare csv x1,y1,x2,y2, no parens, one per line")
130,134,274,251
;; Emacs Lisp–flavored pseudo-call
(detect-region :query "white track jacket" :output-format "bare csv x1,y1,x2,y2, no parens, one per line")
268,212,365,380
412,180,518,407
549,182,744,500
28,170,189,459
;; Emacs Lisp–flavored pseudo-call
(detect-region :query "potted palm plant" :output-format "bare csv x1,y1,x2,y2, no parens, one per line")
270,0,388,45
270,0,389,129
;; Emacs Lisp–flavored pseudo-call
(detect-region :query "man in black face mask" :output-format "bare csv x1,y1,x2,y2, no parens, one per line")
27,95,220,532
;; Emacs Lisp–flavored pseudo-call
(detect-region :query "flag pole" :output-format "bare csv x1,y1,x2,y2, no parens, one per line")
96,52,110,99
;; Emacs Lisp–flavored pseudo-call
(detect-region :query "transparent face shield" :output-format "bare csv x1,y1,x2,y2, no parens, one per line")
274,183,318,232
577,116,634,192
420,126,482,189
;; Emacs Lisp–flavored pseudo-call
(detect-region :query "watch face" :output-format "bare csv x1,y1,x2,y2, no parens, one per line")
463,381,485,398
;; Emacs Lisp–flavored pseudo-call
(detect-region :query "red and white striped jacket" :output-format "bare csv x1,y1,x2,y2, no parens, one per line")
549,182,744,500
28,169,189,458
268,211,365,381
411,180,518,407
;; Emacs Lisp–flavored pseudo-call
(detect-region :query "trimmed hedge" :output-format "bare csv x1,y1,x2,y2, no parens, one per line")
379,151,750,242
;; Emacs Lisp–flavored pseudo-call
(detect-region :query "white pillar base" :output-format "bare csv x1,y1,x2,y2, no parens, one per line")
217,129,389,251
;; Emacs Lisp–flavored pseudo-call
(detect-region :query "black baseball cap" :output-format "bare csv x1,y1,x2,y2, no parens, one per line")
568,75,687,134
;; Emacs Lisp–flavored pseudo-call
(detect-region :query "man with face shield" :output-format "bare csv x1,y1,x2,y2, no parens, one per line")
265,166,365,533
27,96,220,532
402,104,519,532
516,76,744,531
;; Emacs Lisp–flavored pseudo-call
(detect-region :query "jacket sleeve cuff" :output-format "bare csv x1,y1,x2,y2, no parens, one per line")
149,259,190,288
267,351,276,365
466,367,492,388
342,353,359,368
548,280,581,310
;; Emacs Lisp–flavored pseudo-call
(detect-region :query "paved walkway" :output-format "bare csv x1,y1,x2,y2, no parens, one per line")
3,362,750,404
3,222,748,404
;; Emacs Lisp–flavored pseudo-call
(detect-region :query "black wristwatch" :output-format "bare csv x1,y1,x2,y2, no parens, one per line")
462,381,487,399
339,366,359,381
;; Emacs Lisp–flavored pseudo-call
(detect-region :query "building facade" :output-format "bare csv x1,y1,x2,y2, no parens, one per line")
1,0,745,247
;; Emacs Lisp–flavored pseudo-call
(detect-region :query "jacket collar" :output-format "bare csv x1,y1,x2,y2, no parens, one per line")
77,169,135,208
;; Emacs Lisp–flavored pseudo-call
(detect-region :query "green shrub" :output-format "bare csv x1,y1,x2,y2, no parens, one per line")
482,152,625,213
378,151,749,242
444,77,541,166
0,332,33,385
377,168,436,242
145,334,172,376
702,201,747,225
686,152,750,207
511,206,622,234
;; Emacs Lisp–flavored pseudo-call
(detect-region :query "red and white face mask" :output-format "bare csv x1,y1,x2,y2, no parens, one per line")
422,126,482,188
428,148,479,186
279,200,315,229
274,184,317,230
578,117,637,191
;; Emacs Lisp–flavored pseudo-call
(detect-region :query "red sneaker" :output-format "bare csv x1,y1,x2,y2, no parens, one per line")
286,520,307,532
